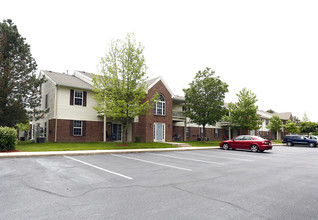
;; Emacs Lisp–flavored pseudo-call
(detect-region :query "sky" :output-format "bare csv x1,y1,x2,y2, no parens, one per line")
2,0,318,121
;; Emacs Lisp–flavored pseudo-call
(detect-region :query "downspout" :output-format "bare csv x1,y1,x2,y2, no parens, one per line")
54,86,58,142
228,111,231,140
103,115,106,142
184,118,187,141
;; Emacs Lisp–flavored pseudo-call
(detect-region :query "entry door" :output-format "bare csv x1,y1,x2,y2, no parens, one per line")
154,123,165,142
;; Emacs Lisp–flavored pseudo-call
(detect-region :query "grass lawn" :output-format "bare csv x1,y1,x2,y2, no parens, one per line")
272,140,283,144
179,141,222,147
16,141,177,152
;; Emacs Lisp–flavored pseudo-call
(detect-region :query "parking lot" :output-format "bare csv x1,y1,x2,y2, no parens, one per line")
1,146,318,220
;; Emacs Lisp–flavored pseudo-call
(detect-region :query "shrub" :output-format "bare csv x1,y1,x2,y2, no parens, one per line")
135,136,141,142
0,127,18,151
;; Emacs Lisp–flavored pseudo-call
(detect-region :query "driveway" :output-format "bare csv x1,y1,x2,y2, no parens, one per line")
1,146,318,219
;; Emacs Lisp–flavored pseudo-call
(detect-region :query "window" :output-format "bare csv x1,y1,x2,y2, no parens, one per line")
234,136,243,141
243,136,253,140
73,120,82,136
186,127,190,138
112,124,122,141
214,128,219,138
44,122,47,138
45,94,48,109
70,90,87,106
74,90,83,106
154,94,166,115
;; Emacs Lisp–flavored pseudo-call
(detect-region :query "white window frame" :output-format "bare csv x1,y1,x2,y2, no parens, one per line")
74,90,83,106
73,120,82,136
154,94,166,116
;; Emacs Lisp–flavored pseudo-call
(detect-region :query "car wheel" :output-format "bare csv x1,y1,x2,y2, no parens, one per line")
251,145,259,153
287,142,293,147
309,142,315,148
222,143,230,150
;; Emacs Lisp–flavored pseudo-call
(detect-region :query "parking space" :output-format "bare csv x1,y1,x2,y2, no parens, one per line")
2,146,318,219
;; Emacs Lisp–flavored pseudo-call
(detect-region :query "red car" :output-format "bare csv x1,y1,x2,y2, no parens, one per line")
220,135,272,153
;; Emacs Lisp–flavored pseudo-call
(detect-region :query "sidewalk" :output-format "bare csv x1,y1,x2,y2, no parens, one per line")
0,146,221,158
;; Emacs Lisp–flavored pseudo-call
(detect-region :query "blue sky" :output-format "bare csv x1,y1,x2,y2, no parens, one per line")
2,0,318,121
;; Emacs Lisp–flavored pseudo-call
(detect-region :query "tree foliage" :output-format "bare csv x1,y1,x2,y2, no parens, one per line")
93,33,156,144
299,122,318,135
284,119,299,134
183,67,228,142
267,114,283,138
267,114,283,132
0,19,44,127
227,88,260,132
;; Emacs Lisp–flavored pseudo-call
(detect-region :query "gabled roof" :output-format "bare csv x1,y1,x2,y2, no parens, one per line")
257,110,274,119
41,70,93,90
257,110,293,121
75,70,93,79
277,112,292,121
146,76,175,97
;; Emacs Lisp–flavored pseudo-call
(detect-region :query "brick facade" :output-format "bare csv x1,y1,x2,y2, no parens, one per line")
48,119,104,142
173,126,226,141
133,80,173,142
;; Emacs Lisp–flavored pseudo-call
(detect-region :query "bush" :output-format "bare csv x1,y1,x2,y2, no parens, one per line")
135,136,141,142
0,127,17,151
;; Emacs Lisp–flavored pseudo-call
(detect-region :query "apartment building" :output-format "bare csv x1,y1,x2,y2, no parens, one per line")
35,70,291,142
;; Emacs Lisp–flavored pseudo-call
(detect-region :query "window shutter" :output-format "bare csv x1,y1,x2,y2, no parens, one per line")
82,121,87,136
70,89,74,105
70,120,73,136
83,91,87,106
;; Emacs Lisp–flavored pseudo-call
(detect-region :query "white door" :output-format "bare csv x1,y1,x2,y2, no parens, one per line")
154,123,165,142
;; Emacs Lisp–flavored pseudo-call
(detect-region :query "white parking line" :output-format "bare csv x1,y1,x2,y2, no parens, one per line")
64,156,133,180
150,153,227,166
180,152,255,162
112,154,192,171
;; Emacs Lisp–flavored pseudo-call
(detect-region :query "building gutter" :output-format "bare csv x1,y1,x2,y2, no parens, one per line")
54,86,58,142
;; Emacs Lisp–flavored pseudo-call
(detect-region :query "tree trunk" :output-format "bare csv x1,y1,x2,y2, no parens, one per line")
122,123,127,145
202,124,206,143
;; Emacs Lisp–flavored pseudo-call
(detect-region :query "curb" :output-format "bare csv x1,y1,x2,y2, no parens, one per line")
0,146,221,159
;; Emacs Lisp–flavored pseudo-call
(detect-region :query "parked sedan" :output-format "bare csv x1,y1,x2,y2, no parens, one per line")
220,135,272,153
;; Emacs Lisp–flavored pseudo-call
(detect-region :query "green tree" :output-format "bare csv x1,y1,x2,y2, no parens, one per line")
183,67,228,142
93,33,156,144
227,88,260,133
299,122,318,135
293,116,301,124
302,113,309,122
267,114,283,139
0,19,40,127
284,119,299,134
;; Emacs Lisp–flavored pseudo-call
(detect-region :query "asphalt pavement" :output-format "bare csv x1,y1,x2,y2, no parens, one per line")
2,144,317,220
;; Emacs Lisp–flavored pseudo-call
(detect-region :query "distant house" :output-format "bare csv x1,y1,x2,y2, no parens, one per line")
34,70,292,142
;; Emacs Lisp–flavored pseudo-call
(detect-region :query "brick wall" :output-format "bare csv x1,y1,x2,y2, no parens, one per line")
133,80,173,142
48,119,104,142
173,126,226,141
